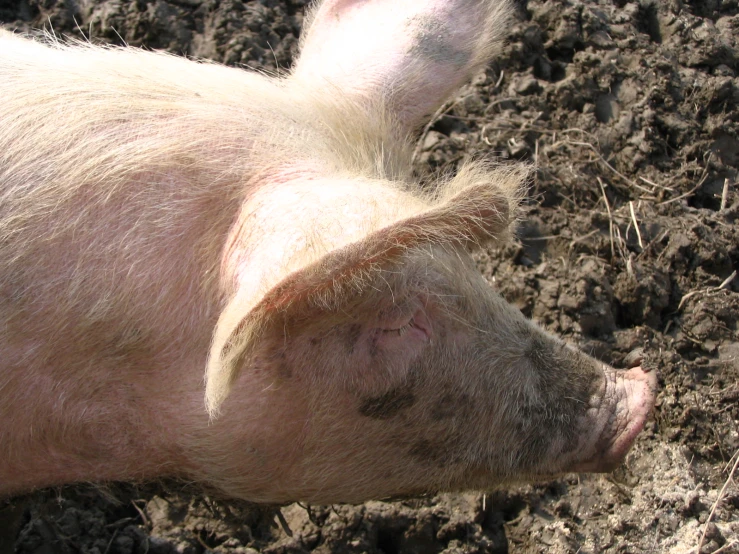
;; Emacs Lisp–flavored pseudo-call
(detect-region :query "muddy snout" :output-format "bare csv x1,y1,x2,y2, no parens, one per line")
571,362,657,473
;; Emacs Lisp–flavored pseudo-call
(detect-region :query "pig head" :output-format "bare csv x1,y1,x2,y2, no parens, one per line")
0,0,656,504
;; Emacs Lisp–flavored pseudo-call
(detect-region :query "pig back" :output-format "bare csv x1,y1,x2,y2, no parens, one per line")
0,36,298,362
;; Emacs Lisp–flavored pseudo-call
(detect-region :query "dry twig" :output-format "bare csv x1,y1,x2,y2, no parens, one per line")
708,540,739,554
720,178,730,211
276,508,293,537
131,501,149,528
194,532,211,550
494,70,505,89
629,201,644,249
597,177,615,260
103,529,120,554
639,175,675,191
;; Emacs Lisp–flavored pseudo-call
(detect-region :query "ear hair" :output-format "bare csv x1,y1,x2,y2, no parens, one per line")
205,162,529,417
205,289,264,418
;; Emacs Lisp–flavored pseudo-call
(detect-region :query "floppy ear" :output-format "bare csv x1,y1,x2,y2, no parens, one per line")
205,164,527,417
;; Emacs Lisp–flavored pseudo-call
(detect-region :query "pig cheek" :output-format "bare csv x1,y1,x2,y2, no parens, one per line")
356,337,476,459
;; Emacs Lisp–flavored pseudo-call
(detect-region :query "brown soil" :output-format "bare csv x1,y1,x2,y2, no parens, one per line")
2,0,738,552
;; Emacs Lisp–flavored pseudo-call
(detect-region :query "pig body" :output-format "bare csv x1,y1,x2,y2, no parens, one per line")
0,0,655,504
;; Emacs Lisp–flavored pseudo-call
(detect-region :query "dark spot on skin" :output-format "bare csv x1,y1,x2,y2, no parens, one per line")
369,336,379,358
437,326,447,341
309,336,321,346
344,323,363,354
454,294,471,313
359,386,416,419
526,336,601,401
266,349,292,379
408,437,464,467
430,392,470,421
410,16,472,68
409,439,435,460
277,360,292,379
525,334,556,376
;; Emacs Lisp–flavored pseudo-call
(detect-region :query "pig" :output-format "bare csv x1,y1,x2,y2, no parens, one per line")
0,0,656,505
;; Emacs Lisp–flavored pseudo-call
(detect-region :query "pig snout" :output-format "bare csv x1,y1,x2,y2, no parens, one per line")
568,365,657,473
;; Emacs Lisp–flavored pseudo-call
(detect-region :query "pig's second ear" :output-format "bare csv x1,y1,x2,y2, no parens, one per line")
205,164,528,417
292,0,514,130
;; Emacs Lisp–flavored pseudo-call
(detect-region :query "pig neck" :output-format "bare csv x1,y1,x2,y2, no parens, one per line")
0,318,217,500
0,176,234,497
0,340,210,498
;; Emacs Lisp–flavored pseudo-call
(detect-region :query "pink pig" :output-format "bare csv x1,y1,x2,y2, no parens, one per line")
0,0,656,504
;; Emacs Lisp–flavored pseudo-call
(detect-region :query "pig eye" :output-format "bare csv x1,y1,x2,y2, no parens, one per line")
382,319,415,336
377,307,432,342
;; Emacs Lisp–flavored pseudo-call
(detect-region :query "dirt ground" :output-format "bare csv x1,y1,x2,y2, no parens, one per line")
1,0,738,552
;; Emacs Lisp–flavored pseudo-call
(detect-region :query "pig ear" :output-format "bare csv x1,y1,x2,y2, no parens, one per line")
292,0,514,130
205,164,528,417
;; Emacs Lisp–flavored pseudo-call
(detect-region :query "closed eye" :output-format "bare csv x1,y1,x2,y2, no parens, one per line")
382,318,415,336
